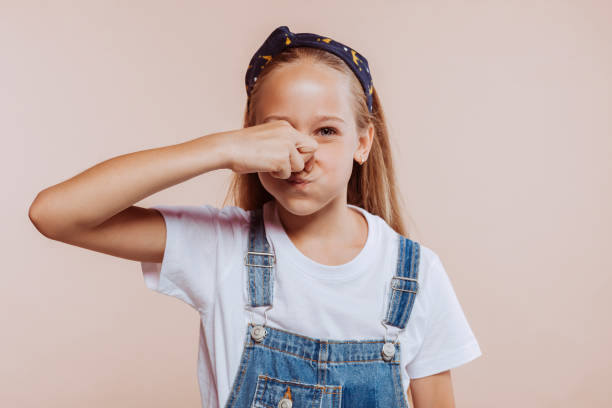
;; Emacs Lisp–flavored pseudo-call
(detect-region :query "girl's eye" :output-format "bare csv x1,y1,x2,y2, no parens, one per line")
318,127,337,137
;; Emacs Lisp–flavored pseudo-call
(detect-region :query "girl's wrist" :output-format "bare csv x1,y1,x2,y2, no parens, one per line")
190,131,235,172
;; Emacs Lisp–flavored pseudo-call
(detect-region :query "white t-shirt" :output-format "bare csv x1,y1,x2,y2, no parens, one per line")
140,200,482,407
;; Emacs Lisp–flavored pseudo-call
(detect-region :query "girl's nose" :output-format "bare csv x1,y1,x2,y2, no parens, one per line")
304,155,315,172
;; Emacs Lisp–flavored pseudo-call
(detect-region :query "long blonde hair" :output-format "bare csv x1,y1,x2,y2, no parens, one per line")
222,46,411,237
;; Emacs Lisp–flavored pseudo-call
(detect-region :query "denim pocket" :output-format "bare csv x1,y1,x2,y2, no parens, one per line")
251,374,327,408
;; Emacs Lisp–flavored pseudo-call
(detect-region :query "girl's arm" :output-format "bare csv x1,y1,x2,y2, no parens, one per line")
410,370,456,408
28,120,316,263
28,132,231,263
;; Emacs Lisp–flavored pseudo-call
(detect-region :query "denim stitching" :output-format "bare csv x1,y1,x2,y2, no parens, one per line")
396,240,420,329
251,374,265,407
385,237,421,329
254,341,399,364
391,354,408,407
225,326,254,408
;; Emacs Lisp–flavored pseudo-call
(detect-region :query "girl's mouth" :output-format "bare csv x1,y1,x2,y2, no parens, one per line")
286,179,311,189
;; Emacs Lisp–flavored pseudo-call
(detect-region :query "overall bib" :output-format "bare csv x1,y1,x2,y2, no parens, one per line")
224,207,421,408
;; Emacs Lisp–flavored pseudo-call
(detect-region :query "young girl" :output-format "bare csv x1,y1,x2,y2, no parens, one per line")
30,26,481,408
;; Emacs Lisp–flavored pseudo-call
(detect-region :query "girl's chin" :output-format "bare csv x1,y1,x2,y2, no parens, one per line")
274,196,321,216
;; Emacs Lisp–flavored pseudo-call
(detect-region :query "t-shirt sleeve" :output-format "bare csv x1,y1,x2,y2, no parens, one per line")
405,254,483,379
140,204,243,315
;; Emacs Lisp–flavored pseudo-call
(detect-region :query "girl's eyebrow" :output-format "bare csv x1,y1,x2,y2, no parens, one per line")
263,115,346,124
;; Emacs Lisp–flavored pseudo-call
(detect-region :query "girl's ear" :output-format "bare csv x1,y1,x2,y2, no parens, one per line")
354,123,374,163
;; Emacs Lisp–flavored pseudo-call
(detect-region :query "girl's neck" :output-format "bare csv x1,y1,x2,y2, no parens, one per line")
274,199,369,266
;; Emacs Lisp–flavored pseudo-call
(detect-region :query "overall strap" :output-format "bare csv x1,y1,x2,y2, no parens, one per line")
244,207,276,307
382,234,421,330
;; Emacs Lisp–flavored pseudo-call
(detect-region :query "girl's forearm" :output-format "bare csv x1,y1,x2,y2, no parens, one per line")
29,132,230,236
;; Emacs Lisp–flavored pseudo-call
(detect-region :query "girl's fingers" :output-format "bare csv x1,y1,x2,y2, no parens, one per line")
288,146,305,174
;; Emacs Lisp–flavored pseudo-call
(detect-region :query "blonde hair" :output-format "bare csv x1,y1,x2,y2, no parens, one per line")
222,46,411,237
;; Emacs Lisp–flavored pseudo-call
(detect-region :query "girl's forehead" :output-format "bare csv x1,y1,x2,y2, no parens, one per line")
263,61,349,93
256,64,353,123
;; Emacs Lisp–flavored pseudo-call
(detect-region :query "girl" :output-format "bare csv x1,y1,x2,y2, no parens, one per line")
29,26,481,408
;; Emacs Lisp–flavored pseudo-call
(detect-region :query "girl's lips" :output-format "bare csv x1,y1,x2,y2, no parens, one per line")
285,179,311,188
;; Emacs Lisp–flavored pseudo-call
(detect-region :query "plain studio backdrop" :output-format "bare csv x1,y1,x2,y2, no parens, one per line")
3,1,611,407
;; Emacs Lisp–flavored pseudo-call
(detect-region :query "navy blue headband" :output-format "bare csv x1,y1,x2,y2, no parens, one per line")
245,25,374,113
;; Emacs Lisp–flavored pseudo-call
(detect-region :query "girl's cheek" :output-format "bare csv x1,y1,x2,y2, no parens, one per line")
314,148,333,166
315,144,348,167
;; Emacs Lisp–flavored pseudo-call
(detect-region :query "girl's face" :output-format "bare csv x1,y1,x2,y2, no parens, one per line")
255,61,373,216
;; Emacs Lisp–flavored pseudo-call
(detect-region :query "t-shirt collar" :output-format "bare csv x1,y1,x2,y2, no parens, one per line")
262,200,377,281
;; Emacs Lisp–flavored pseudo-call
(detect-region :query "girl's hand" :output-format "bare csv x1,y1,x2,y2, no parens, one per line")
219,120,319,179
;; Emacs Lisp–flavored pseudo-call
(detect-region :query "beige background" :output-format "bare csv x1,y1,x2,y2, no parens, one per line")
4,0,611,406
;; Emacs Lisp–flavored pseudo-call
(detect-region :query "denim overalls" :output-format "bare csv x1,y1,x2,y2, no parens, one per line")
224,207,420,408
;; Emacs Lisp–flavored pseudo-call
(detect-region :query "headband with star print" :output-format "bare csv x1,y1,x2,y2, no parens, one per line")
245,25,374,113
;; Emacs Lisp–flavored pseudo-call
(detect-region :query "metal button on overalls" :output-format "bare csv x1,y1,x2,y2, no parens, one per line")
381,341,396,361
250,324,267,342
277,398,292,408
